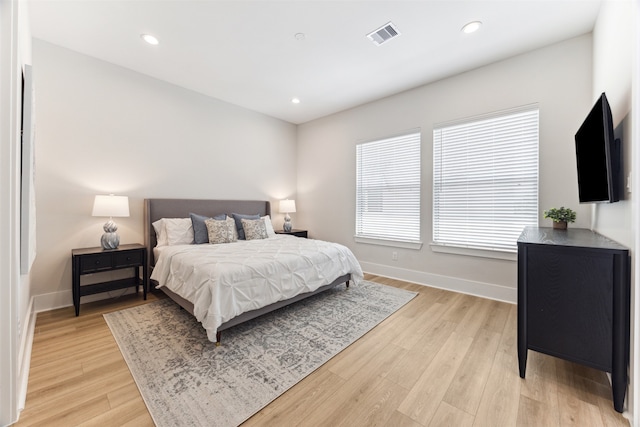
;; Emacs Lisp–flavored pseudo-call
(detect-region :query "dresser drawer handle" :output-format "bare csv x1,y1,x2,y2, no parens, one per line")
126,256,131,261
95,260,100,265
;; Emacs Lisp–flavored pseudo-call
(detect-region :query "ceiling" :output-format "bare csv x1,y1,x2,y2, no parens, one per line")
28,0,602,124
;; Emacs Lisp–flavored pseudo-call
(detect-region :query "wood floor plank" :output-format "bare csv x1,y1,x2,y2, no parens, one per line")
13,276,630,427
76,398,154,427
20,369,134,422
119,413,156,427
516,394,560,427
472,305,521,427
478,299,511,334
323,376,409,427
244,369,346,426
302,344,408,426
519,350,560,421
106,382,147,409
442,328,501,415
384,318,457,390
557,391,606,427
395,299,451,346
429,401,475,427
16,394,112,427
385,410,425,427
397,331,474,425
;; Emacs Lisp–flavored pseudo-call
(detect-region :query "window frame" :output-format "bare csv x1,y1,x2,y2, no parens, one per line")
432,105,539,258
355,129,423,250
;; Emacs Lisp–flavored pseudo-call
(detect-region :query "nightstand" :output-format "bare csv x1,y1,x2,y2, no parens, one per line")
275,229,308,238
72,243,147,316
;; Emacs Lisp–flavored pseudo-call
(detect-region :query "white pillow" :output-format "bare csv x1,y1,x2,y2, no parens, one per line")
261,215,276,237
163,218,194,245
152,219,169,247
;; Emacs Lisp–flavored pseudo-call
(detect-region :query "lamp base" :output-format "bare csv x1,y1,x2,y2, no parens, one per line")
101,219,120,249
283,214,292,232
101,232,120,249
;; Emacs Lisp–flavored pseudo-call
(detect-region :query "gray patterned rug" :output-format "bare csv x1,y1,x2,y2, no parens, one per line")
104,280,416,427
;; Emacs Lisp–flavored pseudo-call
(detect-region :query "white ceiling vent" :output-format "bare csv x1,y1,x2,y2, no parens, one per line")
367,22,400,46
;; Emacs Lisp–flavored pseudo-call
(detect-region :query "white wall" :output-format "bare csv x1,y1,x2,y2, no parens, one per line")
30,40,298,305
591,0,636,422
592,0,634,246
1,0,33,424
297,35,593,302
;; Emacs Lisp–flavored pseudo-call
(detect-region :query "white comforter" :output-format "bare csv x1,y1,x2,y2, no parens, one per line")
150,235,363,342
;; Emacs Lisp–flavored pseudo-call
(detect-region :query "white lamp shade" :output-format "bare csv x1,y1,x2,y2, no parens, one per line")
92,195,130,217
279,199,296,213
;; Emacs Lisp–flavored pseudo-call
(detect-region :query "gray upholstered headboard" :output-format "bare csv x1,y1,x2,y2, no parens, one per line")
143,199,271,271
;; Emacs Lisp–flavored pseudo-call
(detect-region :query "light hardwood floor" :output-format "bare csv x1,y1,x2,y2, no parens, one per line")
14,274,630,426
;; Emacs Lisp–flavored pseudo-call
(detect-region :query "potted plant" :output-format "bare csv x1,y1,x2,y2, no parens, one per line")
543,207,576,230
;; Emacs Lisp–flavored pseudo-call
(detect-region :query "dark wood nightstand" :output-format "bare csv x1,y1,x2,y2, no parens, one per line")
275,229,308,238
72,243,147,316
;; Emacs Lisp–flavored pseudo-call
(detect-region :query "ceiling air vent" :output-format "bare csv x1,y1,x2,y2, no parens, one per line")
367,22,400,46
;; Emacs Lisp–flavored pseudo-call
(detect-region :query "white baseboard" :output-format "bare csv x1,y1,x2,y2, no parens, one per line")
359,261,517,304
33,287,140,313
17,297,36,413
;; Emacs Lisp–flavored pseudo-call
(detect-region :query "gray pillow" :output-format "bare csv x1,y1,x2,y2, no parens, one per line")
231,213,260,240
190,212,226,244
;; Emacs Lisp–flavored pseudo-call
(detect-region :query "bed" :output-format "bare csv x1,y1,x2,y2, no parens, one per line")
144,198,364,344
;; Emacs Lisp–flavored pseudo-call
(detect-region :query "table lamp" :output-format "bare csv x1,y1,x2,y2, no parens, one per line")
92,194,129,249
279,199,296,232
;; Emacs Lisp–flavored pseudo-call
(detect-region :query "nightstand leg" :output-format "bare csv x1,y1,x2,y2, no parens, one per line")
72,260,80,316
142,254,148,300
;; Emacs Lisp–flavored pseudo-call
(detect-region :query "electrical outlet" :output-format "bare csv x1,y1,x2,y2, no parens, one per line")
392,251,398,261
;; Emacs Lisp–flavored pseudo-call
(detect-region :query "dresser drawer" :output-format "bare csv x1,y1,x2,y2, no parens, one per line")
79,253,113,273
113,250,143,268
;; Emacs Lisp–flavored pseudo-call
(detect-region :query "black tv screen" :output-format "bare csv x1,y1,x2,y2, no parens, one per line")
575,92,620,203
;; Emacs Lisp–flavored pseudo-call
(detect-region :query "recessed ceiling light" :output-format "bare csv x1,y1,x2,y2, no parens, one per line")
461,21,482,34
141,34,159,45
294,33,306,41
291,98,301,104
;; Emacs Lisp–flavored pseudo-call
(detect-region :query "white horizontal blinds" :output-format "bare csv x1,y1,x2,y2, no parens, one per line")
433,106,539,252
356,132,421,242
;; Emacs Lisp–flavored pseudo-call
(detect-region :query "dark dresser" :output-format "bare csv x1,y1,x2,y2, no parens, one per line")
517,226,630,412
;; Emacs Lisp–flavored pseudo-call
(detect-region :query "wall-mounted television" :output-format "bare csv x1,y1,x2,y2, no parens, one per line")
575,92,620,203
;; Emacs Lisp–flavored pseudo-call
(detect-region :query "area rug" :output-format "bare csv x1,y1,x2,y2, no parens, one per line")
104,280,417,427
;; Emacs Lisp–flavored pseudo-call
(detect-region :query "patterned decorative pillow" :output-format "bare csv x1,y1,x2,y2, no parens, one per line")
242,218,268,240
205,217,238,244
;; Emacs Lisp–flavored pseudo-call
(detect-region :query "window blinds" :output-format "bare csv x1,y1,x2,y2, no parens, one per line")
433,106,539,252
356,131,421,242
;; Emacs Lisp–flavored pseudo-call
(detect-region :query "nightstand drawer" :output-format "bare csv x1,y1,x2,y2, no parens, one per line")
113,250,143,268
79,253,113,273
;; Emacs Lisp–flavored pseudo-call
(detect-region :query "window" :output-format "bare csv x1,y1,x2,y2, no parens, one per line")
433,105,539,254
356,131,421,248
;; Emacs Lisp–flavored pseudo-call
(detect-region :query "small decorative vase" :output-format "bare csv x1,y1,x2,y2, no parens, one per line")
553,221,567,230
